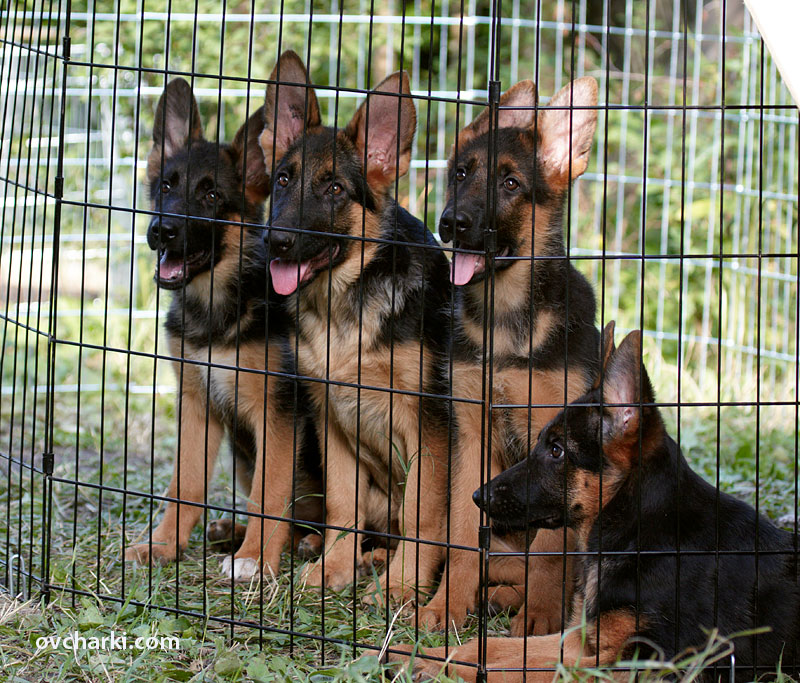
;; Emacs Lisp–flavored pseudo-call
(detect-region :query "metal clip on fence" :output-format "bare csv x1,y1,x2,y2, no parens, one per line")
8,553,24,600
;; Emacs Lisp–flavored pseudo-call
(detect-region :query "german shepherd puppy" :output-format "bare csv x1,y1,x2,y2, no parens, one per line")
260,51,452,598
395,323,800,682
417,78,601,633
125,74,322,581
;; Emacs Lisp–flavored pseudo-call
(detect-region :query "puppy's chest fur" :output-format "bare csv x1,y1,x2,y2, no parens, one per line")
573,553,626,622
290,260,434,491
452,287,571,467
165,282,278,445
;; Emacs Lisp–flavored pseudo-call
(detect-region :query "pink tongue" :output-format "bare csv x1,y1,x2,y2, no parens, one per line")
159,256,184,281
451,253,483,286
270,259,311,296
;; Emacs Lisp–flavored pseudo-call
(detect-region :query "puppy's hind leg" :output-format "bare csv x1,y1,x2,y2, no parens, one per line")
206,518,248,554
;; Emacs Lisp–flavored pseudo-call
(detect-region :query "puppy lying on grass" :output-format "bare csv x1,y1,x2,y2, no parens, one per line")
391,322,799,682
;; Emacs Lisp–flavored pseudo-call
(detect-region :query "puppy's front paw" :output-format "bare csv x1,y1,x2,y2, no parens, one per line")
296,533,322,560
207,519,246,554
416,590,473,631
299,559,356,591
221,556,275,583
386,645,448,681
365,570,427,609
511,600,563,636
124,541,180,566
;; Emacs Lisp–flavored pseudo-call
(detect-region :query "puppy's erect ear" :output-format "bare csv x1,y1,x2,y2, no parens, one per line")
345,71,416,192
592,320,617,390
601,330,656,451
537,77,598,190
149,78,204,177
456,80,538,148
231,105,270,204
260,50,321,171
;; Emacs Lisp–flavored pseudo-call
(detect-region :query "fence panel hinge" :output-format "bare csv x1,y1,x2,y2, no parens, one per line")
478,525,491,550
488,80,501,104
54,176,63,200
476,670,487,683
42,452,54,475
62,36,71,60
484,228,497,254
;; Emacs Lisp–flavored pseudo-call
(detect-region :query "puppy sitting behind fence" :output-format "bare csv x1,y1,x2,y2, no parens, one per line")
417,77,601,634
125,68,322,581
393,322,800,682
260,51,453,598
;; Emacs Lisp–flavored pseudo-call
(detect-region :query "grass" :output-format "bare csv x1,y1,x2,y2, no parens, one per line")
0,586,796,682
0,364,797,681
0,517,491,682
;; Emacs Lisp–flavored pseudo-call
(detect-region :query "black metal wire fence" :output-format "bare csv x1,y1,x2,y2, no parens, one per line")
1,0,798,680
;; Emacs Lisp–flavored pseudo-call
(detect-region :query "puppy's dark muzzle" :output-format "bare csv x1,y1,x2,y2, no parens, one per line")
472,484,487,510
439,204,486,249
472,481,510,516
439,205,473,244
473,482,534,539
147,215,183,251
265,227,296,257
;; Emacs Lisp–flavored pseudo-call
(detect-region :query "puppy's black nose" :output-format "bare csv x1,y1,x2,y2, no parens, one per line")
472,486,485,509
147,216,179,250
267,228,295,256
439,207,472,242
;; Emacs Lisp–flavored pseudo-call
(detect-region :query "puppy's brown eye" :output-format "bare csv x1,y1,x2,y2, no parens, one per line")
161,180,171,194
206,190,217,203
504,177,519,191
550,443,563,459
329,182,343,196
455,168,466,182
277,173,289,187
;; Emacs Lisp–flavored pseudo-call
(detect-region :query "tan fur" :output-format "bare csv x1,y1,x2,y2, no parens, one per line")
221,344,300,575
257,58,449,595
419,356,588,630
482,532,572,638
509,442,624,636
457,204,556,335
297,206,383,337
391,608,640,682
486,583,526,612
571,468,625,551
511,529,575,637
416,171,590,629
177,219,260,336
417,77,600,630
296,312,446,595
